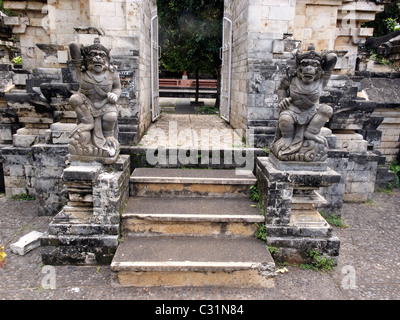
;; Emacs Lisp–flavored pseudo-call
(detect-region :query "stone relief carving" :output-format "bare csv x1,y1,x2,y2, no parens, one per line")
68,38,121,162
271,44,337,162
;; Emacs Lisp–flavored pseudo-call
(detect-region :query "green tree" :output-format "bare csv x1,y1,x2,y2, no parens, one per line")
157,0,223,105
0,0,16,16
363,1,400,37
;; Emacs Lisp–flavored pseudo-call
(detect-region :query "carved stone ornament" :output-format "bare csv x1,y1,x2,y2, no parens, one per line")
68,38,121,164
271,44,337,162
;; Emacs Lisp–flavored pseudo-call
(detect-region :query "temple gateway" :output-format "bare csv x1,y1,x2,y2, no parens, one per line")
0,0,399,288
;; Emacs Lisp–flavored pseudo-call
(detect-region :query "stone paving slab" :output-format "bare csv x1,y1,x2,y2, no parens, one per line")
139,113,245,148
1,190,400,300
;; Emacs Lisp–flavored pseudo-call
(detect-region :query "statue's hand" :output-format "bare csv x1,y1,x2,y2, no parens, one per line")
107,92,119,104
278,97,292,110
321,53,337,72
69,43,82,61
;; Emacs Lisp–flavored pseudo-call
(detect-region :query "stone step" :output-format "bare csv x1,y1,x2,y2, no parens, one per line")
292,190,327,206
290,208,331,229
121,146,264,169
118,124,138,133
111,236,275,288
121,197,264,237
129,168,257,198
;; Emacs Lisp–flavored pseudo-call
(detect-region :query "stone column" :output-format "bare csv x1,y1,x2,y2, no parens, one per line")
41,155,130,265
256,156,341,264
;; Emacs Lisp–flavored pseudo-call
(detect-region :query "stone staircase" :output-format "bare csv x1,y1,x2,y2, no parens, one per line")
111,168,276,288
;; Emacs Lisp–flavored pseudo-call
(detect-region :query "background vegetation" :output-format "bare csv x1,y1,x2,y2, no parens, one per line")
157,0,223,105
363,0,400,36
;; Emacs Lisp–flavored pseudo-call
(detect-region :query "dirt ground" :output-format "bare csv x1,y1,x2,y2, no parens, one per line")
1,189,399,301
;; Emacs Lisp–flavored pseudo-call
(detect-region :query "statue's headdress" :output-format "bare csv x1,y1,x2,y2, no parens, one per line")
295,43,322,66
82,38,110,59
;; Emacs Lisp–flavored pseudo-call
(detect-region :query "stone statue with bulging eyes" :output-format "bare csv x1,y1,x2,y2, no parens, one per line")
68,38,121,162
271,43,337,162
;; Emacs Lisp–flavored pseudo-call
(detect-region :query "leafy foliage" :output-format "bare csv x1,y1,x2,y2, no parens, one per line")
268,246,279,255
11,56,22,65
0,246,6,268
363,1,400,37
0,0,17,16
11,193,35,201
389,161,400,188
300,249,336,272
249,184,260,202
195,104,219,114
157,0,223,104
255,223,267,243
157,0,223,76
320,211,349,229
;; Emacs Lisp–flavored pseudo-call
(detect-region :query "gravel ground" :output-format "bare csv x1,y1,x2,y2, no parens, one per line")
1,189,399,301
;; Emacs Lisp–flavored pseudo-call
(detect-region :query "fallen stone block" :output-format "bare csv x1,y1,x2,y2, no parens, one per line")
10,231,43,255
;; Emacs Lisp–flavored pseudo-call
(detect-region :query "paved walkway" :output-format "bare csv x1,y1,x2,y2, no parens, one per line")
1,189,399,300
144,98,245,149
139,113,245,149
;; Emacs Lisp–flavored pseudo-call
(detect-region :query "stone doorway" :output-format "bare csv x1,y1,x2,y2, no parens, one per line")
154,1,225,131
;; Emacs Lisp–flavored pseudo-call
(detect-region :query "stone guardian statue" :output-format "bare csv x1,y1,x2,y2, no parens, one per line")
271,44,337,162
68,38,121,163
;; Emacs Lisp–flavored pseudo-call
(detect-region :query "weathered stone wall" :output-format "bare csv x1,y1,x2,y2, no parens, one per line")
356,74,400,163
0,0,397,210
80,0,155,143
2,0,154,144
256,157,341,264
0,143,68,215
237,1,393,203
318,150,380,213
0,67,21,145
2,1,51,70
0,13,15,65
373,107,400,163
293,0,387,73
41,155,130,265
1,146,34,197
31,144,68,216
223,0,387,143
0,0,157,213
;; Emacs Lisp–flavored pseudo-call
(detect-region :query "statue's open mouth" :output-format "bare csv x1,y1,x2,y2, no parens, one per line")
303,73,314,80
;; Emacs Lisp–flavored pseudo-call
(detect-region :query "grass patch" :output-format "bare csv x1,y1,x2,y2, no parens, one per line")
11,193,35,201
300,249,336,272
195,105,219,115
389,161,400,188
364,199,377,206
376,187,393,194
255,223,267,243
268,246,279,255
14,225,38,235
249,184,260,202
320,211,349,229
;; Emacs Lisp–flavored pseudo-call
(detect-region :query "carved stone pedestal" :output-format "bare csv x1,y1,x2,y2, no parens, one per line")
41,155,130,265
256,157,341,264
